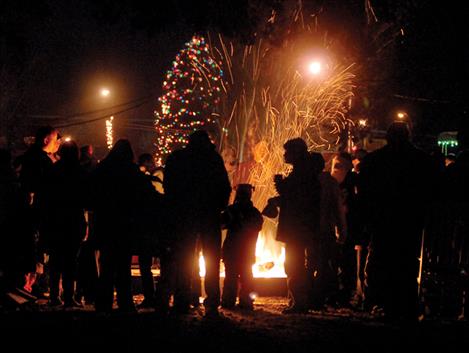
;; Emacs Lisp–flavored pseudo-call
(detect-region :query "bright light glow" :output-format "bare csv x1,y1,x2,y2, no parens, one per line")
308,61,321,75
165,33,354,280
106,116,114,149
101,88,110,97
199,252,206,278
249,292,258,300
397,112,406,119
64,136,72,142
358,119,367,128
252,231,286,278
197,230,287,279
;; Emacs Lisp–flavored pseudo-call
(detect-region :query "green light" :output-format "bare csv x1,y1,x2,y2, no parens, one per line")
438,139,458,146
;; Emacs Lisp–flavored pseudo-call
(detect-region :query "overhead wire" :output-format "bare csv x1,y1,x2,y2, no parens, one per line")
54,99,150,128
23,95,154,121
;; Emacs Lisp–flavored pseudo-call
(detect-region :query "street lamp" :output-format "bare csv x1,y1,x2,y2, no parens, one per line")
396,111,407,120
308,61,322,75
100,88,110,97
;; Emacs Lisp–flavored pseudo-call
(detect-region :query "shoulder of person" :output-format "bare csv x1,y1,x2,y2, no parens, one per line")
252,206,263,216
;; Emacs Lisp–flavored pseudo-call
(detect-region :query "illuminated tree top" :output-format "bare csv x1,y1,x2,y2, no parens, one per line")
154,35,226,165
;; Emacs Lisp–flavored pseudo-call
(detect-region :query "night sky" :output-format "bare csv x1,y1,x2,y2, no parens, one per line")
2,0,468,156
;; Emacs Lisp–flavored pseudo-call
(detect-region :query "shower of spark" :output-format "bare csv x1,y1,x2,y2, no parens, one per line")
106,116,114,150
245,65,354,277
154,9,355,277
210,24,355,276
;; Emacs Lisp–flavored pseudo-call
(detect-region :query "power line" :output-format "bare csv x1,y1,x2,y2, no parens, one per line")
54,100,150,128
21,95,154,120
393,94,451,104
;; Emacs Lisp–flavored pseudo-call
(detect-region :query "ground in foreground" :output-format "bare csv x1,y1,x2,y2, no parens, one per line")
1,296,467,353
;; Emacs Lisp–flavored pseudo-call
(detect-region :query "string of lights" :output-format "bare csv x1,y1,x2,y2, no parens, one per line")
154,35,226,165
105,116,114,149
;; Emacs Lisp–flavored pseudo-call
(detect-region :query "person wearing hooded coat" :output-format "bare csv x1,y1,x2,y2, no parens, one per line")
90,139,158,313
41,141,87,307
163,130,231,316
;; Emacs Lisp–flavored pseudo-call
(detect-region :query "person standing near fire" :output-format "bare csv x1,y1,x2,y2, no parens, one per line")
221,184,263,310
309,152,347,310
360,121,439,322
90,139,158,313
330,151,359,307
163,130,231,317
270,138,321,314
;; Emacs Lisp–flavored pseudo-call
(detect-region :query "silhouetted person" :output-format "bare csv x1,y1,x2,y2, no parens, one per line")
41,141,86,307
350,148,370,308
74,145,99,305
0,149,34,297
445,120,469,319
331,152,360,307
20,126,61,204
164,130,231,316
19,126,61,297
79,145,98,173
135,152,161,309
309,152,347,310
271,138,320,314
90,139,157,313
221,184,263,310
360,121,439,321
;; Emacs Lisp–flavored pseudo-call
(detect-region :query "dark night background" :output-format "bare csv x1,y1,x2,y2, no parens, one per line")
1,0,468,157
1,2,469,350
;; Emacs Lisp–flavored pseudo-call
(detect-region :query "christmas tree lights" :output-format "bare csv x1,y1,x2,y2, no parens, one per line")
154,35,225,165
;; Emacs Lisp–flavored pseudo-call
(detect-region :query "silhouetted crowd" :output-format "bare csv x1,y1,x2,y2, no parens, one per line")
1,121,468,322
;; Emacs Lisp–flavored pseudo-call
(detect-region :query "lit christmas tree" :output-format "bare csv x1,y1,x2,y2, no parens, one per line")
154,35,226,165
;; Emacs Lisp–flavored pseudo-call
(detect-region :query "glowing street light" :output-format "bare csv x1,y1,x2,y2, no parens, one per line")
358,119,367,128
396,111,407,120
100,88,110,97
308,61,322,75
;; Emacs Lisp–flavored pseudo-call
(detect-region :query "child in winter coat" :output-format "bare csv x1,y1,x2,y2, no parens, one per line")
221,184,263,310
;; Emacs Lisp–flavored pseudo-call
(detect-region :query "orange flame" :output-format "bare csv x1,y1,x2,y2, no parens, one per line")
198,230,286,278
